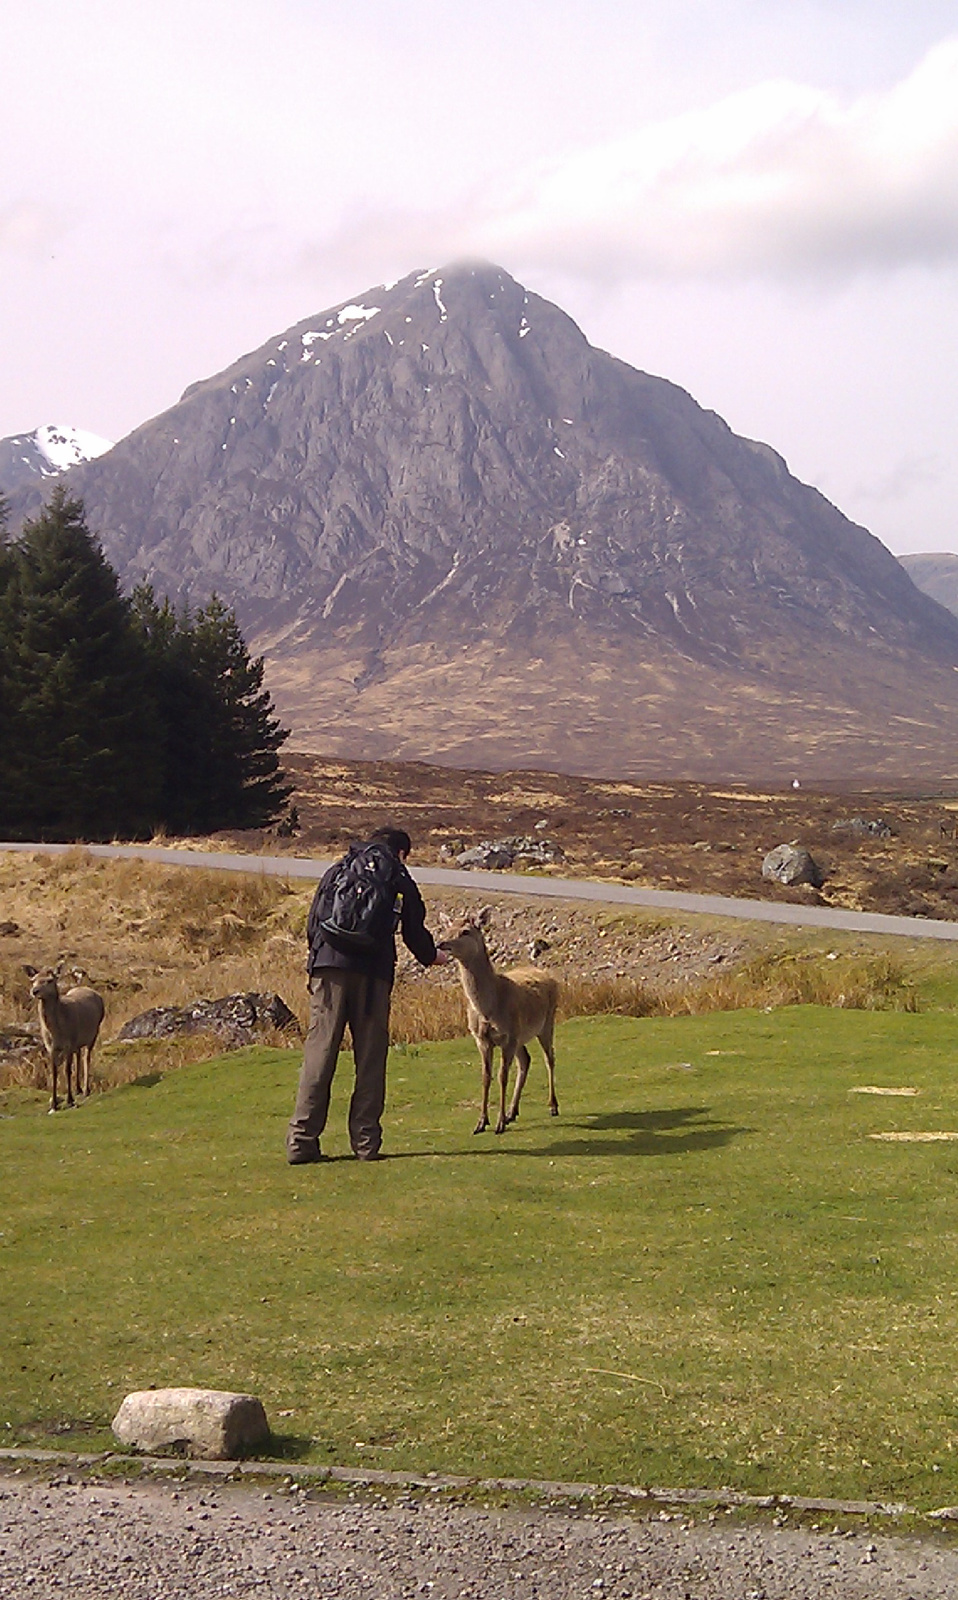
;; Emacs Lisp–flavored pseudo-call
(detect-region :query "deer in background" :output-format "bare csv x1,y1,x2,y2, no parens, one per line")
24,966,105,1112
438,922,559,1135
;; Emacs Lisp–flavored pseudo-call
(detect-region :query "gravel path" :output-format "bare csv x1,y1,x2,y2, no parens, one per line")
2,1471,957,1600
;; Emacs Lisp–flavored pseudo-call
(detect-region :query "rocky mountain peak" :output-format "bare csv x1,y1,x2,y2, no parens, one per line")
0,423,113,496
7,261,958,781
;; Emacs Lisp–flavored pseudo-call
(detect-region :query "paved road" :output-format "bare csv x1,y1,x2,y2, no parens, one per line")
4,839,958,943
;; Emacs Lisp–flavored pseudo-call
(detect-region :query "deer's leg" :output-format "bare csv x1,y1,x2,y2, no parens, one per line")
495,1044,515,1135
78,1045,90,1098
65,1049,76,1108
507,1044,531,1123
474,1039,493,1134
538,1012,559,1116
49,1050,59,1114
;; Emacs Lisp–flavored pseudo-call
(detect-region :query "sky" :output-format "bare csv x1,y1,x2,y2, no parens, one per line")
2,0,958,556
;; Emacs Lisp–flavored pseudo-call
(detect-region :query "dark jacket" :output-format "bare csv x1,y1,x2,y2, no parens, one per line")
306,847,437,985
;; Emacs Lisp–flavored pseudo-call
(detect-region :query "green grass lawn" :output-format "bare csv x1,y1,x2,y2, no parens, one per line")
4,1008,958,1506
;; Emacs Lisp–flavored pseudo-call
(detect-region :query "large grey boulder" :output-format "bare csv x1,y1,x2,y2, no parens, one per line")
112,1388,271,1459
455,841,516,870
454,835,566,871
116,991,299,1047
762,843,824,888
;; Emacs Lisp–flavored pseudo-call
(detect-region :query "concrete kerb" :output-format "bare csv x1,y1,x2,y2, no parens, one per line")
0,1447,929,1522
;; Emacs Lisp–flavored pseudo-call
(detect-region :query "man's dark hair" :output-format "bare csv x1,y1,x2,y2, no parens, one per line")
368,826,412,857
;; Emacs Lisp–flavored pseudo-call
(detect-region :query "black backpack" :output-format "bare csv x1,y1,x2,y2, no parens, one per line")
310,843,402,956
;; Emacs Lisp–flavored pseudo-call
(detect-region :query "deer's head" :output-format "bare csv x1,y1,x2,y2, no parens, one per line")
24,965,61,1003
438,922,488,964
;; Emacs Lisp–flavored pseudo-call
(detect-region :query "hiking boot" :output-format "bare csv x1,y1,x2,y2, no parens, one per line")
287,1141,324,1165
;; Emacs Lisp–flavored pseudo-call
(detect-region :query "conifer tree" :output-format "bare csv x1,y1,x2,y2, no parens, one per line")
4,488,161,839
129,583,202,832
130,586,291,833
179,595,291,831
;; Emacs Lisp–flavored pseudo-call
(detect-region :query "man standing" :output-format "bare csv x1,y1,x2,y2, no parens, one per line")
286,826,450,1164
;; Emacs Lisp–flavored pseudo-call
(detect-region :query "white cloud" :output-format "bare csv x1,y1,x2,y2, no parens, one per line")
854,452,947,505
461,39,958,281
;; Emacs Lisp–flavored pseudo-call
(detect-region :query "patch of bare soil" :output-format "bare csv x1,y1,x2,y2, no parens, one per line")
402,891,743,989
220,752,958,921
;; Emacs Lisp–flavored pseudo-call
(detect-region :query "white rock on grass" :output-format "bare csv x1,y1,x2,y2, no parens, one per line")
112,1388,271,1459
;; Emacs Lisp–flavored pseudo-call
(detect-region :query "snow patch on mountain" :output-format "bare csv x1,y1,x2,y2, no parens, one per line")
34,424,113,473
337,303,380,325
0,423,114,497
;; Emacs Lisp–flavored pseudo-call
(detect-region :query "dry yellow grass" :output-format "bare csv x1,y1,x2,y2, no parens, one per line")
0,850,921,1101
0,849,312,1096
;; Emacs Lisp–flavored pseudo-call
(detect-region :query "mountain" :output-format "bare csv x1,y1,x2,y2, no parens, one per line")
899,552,958,619
0,424,113,496
9,262,958,783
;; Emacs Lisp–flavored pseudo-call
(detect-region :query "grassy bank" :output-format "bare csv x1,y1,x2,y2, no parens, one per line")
4,1007,958,1505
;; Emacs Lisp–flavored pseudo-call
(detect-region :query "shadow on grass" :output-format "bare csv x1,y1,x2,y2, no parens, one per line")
378,1106,752,1160
586,1106,710,1131
18,1420,320,1465
15,1417,111,1452
268,1432,320,1462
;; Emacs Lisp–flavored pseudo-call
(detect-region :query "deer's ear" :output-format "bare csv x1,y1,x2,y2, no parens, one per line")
22,964,37,977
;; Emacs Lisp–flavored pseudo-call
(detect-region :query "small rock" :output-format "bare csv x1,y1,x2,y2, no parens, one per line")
0,920,21,937
112,1387,271,1460
454,843,515,870
831,816,894,839
0,1024,43,1066
510,835,565,866
761,843,823,888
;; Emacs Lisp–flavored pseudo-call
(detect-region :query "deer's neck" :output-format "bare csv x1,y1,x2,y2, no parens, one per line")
458,952,499,1014
37,993,63,1039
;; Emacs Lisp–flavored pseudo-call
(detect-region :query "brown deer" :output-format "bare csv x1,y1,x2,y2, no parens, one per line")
438,922,559,1135
24,966,105,1112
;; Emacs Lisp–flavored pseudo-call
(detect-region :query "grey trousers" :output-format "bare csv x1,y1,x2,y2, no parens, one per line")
286,969,392,1160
